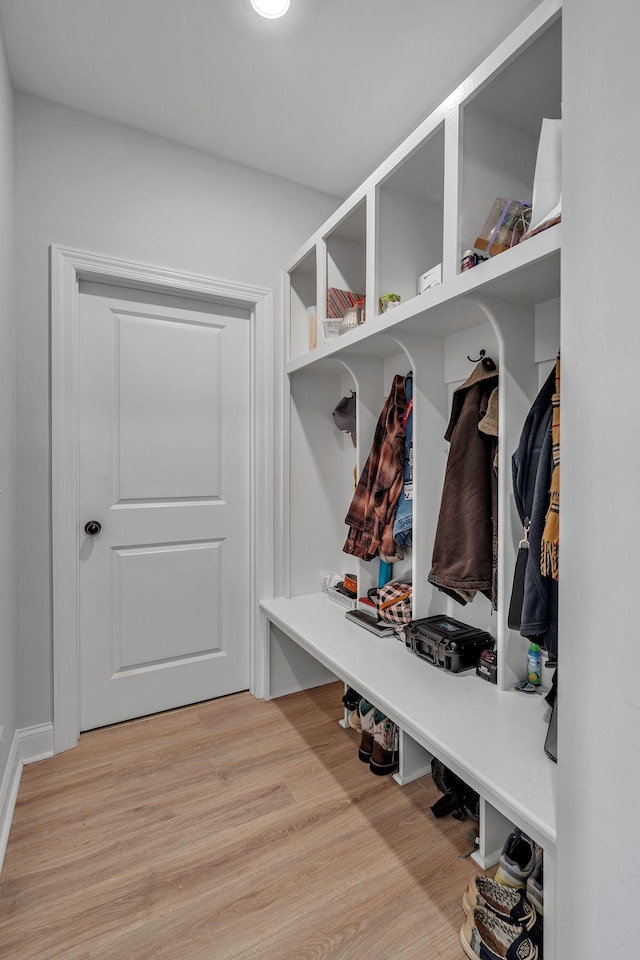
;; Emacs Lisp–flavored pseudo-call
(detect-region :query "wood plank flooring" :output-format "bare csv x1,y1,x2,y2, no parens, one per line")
0,682,485,960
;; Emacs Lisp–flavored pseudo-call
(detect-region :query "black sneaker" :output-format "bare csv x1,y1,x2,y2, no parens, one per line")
494,828,540,889
341,686,362,712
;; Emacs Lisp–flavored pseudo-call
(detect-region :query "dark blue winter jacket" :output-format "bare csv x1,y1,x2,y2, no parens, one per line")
511,366,558,659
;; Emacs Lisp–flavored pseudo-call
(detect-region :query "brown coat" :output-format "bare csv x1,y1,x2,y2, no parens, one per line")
428,363,498,608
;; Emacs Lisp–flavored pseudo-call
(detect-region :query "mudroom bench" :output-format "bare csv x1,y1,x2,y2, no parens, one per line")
259,593,556,873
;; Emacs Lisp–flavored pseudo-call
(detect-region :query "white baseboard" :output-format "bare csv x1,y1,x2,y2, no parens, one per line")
18,723,54,765
0,722,54,874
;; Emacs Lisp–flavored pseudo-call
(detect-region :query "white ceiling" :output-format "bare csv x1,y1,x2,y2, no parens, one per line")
0,0,539,198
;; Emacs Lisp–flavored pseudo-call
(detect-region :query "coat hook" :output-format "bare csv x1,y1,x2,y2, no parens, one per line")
467,349,486,363
467,348,497,371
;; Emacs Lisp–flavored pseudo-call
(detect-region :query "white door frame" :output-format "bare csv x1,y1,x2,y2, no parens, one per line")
51,245,273,754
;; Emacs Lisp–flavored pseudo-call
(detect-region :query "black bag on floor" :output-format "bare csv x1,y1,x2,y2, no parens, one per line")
544,668,558,763
430,758,480,821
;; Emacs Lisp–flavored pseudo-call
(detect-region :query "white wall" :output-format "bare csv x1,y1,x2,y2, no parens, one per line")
14,91,339,729
0,23,17,806
559,2,640,957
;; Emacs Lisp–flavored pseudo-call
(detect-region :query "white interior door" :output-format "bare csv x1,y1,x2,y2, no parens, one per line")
78,281,251,730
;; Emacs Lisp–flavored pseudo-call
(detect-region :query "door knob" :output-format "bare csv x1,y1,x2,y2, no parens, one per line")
84,520,102,536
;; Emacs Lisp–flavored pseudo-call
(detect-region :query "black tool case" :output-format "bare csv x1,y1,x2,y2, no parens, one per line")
407,616,494,673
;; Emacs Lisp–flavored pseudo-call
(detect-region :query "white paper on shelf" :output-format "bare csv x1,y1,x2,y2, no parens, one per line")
530,118,562,232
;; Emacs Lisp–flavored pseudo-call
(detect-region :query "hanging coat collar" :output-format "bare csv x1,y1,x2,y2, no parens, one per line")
445,362,498,443
457,359,498,392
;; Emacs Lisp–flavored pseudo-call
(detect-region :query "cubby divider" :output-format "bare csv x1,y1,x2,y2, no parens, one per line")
394,730,433,787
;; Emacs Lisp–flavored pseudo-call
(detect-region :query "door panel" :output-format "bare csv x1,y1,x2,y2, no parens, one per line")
114,540,223,671
117,311,222,500
78,281,251,730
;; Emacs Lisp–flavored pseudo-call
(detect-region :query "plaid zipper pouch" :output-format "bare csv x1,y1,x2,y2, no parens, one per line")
369,581,413,625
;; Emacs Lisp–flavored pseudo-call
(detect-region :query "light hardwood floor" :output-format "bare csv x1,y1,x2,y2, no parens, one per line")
0,682,485,960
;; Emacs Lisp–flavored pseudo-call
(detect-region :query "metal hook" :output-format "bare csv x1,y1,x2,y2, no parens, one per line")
467,348,496,371
467,349,486,363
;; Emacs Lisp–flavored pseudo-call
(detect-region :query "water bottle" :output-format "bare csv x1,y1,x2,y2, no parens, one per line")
527,642,542,686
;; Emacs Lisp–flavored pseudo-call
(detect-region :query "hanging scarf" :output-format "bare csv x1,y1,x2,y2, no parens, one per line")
541,358,560,579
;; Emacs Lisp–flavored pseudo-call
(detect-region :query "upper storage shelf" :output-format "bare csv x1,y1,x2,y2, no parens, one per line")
287,224,560,373
460,16,562,261
285,0,562,370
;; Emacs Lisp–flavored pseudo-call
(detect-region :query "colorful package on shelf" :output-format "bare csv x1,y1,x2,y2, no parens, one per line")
326,287,364,319
474,198,531,257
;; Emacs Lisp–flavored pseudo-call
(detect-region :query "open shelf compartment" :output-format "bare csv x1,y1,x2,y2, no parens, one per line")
324,200,367,336
459,14,562,271
377,124,445,314
288,246,318,362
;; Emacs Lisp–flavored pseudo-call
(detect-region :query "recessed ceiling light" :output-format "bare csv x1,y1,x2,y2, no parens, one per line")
250,0,290,18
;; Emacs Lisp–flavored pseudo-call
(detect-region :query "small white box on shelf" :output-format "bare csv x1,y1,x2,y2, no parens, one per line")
417,263,442,295
322,319,342,340
327,587,357,610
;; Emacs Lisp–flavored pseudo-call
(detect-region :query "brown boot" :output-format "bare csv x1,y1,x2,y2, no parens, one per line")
357,699,376,762
369,715,398,776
